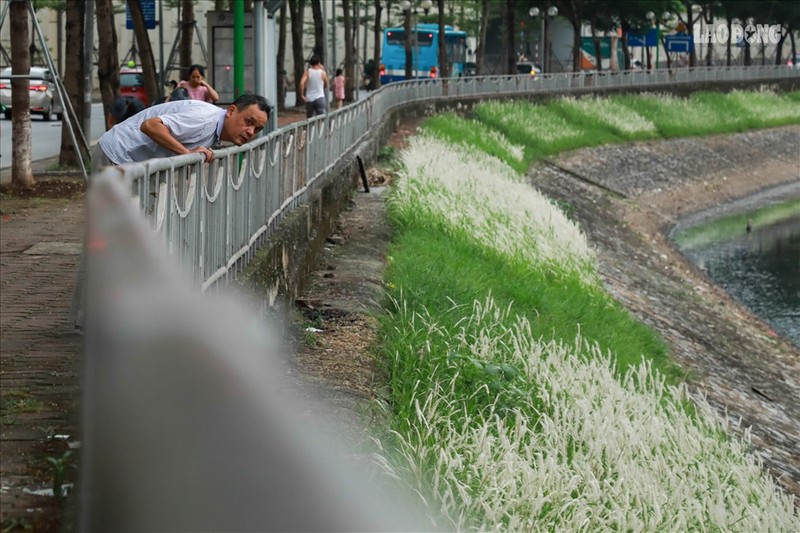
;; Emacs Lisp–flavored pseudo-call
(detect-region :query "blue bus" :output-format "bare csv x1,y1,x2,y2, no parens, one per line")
379,23,468,84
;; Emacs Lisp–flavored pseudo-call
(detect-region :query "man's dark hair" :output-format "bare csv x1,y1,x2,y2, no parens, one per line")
309,56,320,66
233,93,272,118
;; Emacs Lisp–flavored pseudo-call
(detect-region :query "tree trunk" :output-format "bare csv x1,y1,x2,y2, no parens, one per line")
59,0,85,169
311,0,325,62
572,19,582,72
437,0,447,79
726,16,732,67
180,0,195,80
591,22,602,72
288,0,306,105
476,0,489,74
685,3,696,67
505,0,516,74
371,0,382,89
129,0,160,103
343,0,355,101
96,0,120,131
620,21,631,70
10,0,33,188
277,1,287,109
775,26,788,65
403,3,412,79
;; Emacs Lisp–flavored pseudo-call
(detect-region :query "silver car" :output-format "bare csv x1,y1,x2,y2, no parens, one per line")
0,66,63,121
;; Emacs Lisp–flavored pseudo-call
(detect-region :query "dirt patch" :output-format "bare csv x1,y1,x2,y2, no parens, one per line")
0,180,85,200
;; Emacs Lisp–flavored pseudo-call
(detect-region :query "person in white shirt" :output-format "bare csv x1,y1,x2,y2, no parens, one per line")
73,94,271,331
299,56,329,118
91,94,270,172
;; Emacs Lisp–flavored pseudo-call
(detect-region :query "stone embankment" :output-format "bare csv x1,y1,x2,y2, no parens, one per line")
529,126,800,498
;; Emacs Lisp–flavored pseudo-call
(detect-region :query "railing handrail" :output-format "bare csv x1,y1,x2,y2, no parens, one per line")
104,65,799,291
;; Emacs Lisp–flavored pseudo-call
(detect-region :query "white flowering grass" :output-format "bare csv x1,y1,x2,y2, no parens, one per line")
392,134,596,284
473,100,595,159
616,92,738,136
376,296,799,531
553,96,658,139
422,114,527,172
725,89,800,125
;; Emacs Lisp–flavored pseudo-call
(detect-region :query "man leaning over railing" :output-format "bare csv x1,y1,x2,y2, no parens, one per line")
91,93,271,172
71,94,272,331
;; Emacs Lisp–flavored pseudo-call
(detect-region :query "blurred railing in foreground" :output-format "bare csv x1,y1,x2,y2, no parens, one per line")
107,65,798,290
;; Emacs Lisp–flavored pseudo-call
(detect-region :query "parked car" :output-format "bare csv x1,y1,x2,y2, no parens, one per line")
119,66,151,107
464,61,478,76
516,62,541,77
0,66,63,121
788,53,800,69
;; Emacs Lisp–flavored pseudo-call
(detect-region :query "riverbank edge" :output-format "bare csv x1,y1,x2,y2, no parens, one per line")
527,126,800,500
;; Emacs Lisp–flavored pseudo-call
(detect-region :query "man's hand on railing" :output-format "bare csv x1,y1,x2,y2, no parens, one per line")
192,146,215,163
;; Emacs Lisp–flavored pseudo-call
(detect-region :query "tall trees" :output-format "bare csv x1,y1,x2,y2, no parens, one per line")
277,1,287,109
371,0,382,89
476,0,489,74
288,0,306,103
95,0,119,131
311,0,325,61
129,0,159,102
58,0,85,168
503,0,516,74
343,0,355,101
10,0,33,187
436,0,448,79
179,0,195,79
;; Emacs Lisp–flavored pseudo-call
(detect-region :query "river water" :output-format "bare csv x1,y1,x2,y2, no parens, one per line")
674,202,800,348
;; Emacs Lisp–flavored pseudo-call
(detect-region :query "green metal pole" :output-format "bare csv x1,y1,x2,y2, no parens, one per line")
234,0,245,98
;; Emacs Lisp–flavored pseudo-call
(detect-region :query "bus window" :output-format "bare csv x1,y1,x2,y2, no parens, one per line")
446,35,467,63
386,30,405,45
385,30,434,46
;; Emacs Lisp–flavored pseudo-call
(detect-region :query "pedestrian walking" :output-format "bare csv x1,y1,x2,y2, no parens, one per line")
299,56,328,118
333,68,346,109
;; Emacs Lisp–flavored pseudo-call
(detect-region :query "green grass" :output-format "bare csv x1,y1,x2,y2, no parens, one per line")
371,90,800,529
389,217,672,373
421,114,528,173
459,91,800,163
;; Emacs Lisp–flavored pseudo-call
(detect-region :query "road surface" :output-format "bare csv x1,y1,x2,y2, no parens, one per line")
0,102,106,176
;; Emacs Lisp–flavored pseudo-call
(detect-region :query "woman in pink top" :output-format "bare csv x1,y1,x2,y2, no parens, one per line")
333,69,345,109
176,64,219,103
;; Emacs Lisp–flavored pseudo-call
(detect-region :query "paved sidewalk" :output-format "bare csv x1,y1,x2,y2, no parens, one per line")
0,187,83,532
0,108,318,531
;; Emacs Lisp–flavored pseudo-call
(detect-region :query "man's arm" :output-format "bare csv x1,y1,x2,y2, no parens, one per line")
140,118,215,162
299,70,308,102
322,72,329,90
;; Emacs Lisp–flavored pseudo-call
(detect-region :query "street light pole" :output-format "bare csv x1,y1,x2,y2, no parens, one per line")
544,6,557,73
529,7,542,68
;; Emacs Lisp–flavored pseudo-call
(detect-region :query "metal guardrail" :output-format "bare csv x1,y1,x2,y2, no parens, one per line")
107,65,799,291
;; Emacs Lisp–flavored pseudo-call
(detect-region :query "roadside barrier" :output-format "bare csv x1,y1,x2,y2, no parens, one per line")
106,65,798,290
